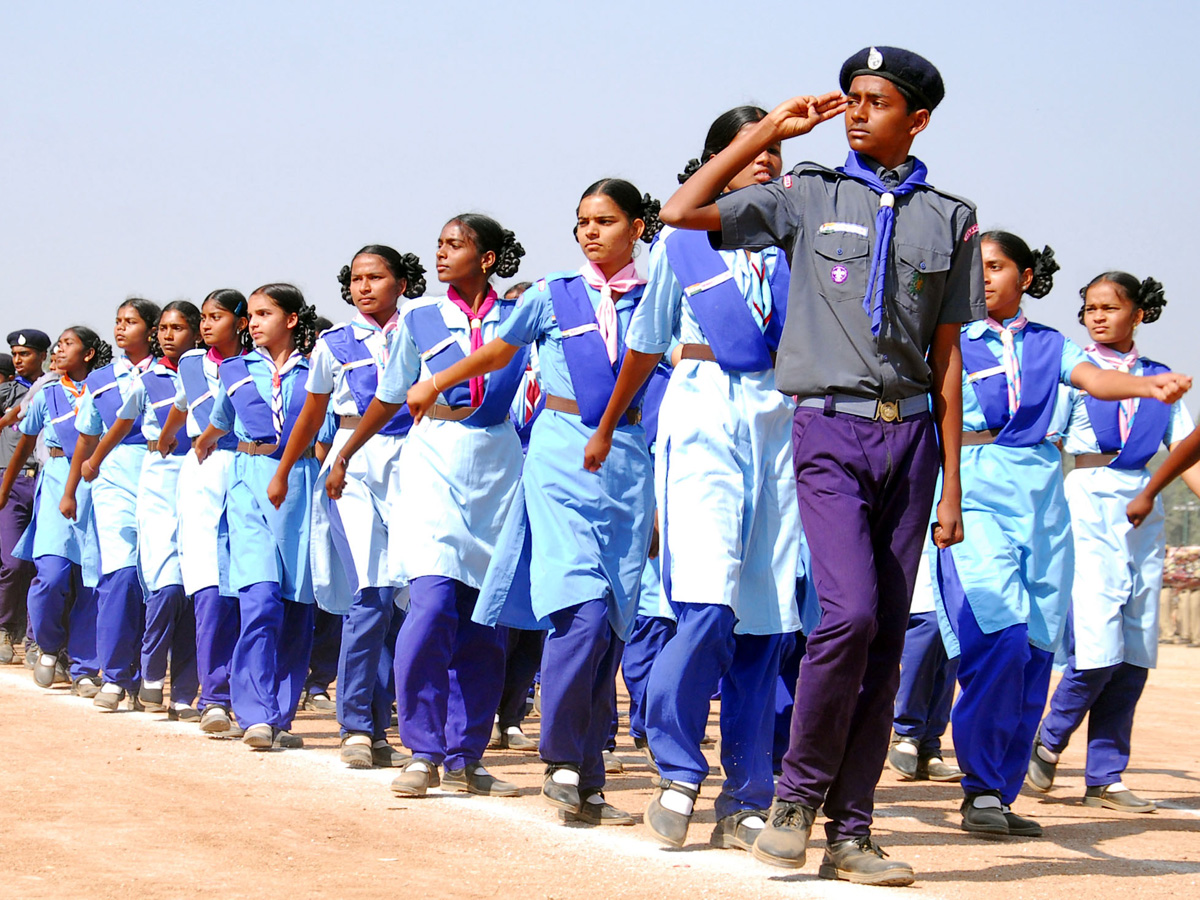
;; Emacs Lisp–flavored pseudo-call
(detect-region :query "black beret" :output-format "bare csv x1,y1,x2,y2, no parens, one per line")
0,354,13,378
839,46,945,111
7,329,51,353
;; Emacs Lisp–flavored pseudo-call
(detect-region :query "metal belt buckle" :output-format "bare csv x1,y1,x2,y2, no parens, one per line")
876,400,901,423
626,408,642,426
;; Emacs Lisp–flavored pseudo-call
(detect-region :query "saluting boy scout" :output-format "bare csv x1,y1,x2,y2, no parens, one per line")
661,47,984,885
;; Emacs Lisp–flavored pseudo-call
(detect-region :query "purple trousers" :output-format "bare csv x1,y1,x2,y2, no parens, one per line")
0,470,35,636
194,586,240,711
141,584,198,705
305,606,343,696
778,407,939,842
96,566,144,691
621,615,675,741
496,626,545,730
337,586,402,740
27,554,99,679
230,581,314,731
395,576,505,770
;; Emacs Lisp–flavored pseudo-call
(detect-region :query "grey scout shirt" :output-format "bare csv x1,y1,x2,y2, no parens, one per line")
0,380,30,468
714,156,985,401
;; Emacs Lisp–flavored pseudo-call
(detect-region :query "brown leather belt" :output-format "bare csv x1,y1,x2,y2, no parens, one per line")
339,416,362,430
426,404,476,422
544,394,641,426
679,343,718,363
236,441,313,458
961,429,1002,446
1073,452,1118,469
48,447,66,458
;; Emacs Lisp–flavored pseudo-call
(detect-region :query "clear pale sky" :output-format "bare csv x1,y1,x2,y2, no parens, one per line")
1,2,1192,398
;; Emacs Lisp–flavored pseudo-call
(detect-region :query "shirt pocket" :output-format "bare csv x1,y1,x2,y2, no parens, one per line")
812,232,871,303
893,242,951,313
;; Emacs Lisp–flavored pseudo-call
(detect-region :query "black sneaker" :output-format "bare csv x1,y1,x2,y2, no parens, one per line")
751,799,816,868
818,835,915,886
1025,733,1057,793
443,762,519,796
562,789,633,826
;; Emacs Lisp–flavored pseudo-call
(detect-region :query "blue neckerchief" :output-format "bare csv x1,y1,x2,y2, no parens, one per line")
836,151,930,335
16,375,31,388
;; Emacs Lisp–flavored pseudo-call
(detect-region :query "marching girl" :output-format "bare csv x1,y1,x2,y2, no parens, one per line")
83,301,203,719
68,298,160,711
0,328,108,693
583,108,800,852
156,290,251,734
1026,273,1200,812
934,233,1190,837
329,214,527,798
193,283,324,750
406,182,661,824
269,244,426,769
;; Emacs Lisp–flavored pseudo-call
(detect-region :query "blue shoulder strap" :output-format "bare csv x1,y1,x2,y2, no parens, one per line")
641,362,673,451
218,356,277,444
1084,357,1173,470
764,249,790,352
87,364,145,441
321,325,412,438
962,324,1063,447
44,383,83,460
663,229,774,371
177,353,215,429
405,300,528,429
141,371,189,455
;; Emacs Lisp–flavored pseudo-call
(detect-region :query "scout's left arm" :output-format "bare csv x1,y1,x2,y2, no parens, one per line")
929,322,964,548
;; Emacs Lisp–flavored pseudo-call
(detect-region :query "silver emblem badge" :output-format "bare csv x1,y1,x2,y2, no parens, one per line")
867,47,883,70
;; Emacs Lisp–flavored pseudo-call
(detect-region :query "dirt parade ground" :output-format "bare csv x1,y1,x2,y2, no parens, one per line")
1,645,1197,900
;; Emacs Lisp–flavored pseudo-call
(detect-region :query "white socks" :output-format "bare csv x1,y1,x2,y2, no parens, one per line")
1036,743,1060,764
99,682,122,696
143,679,164,690
505,727,524,737
972,794,1003,810
38,653,57,667
893,741,919,757
660,780,699,816
345,734,372,747
408,760,431,774
742,815,766,830
551,768,580,787
1107,780,1128,793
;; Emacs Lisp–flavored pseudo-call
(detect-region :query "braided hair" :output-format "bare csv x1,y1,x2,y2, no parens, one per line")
337,244,428,305
64,326,113,372
1078,272,1167,326
678,106,770,184
576,178,663,244
251,283,320,355
981,231,1059,299
203,288,254,351
449,214,525,279
148,300,202,358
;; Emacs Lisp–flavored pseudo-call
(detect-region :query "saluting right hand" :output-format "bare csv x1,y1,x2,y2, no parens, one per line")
767,91,849,141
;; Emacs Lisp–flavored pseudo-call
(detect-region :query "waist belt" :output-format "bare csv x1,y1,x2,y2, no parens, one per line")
679,343,776,367
146,440,170,453
1073,452,1119,469
339,415,362,430
47,448,66,458
4,463,39,476
961,429,1002,446
426,404,476,422
236,441,314,459
796,393,928,423
544,394,642,426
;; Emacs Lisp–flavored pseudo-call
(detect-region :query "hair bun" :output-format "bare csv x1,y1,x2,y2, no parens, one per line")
640,193,664,243
1139,276,1167,324
677,158,703,185
400,252,427,299
337,264,352,304
1027,245,1059,299
494,230,526,279
93,338,114,369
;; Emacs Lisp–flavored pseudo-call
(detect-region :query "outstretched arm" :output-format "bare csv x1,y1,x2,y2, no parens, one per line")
1071,363,1191,403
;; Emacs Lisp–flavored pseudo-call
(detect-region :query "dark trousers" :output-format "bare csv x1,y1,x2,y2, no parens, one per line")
230,581,314,731
497,626,545,730
0,470,34,636
394,576,504,770
1040,620,1149,787
893,611,958,755
778,408,939,842
96,566,143,691
337,586,402,740
621,614,675,741
27,554,99,679
773,631,804,774
539,598,622,793
305,606,343,696
140,584,198,705
194,586,240,712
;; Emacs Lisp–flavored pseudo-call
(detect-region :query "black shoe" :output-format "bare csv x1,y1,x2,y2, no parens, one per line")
139,684,166,711
1026,733,1057,793
633,734,655,766
443,762,519,797
273,730,304,749
960,794,1009,835
200,705,232,734
887,736,922,780
168,705,201,722
921,755,965,782
499,727,537,751
541,766,582,813
645,779,698,848
93,686,127,711
24,640,38,669
562,789,633,826
53,659,70,685
302,691,335,711
602,750,624,774
32,652,58,688
1003,808,1044,836
243,723,274,749
390,760,439,797
0,628,13,665
751,799,816,869
71,675,102,698
818,835,915,886
710,809,767,852
371,741,410,768
1083,784,1157,812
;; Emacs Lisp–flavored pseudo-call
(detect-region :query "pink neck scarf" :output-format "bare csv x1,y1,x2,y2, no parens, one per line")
1087,342,1140,442
985,313,1029,416
446,286,498,405
578,260,645,364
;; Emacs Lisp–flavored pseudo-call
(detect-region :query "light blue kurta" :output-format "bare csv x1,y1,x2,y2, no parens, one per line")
1061,350,1194,669
626,231,800,636
933,317,1089,658
172,348,234,596
209,348,318,603
474,275,653,641
14,383,98,574
306,313,405,613
376,296,522,590
117,364,184,593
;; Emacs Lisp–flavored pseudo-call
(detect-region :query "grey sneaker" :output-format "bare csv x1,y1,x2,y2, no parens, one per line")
341,736,374,769
371,741,410,768
602,750,624,774
71,675,102,698
24,640,38,669
273,730,303,749
303,691,335,711
818,835,915,886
